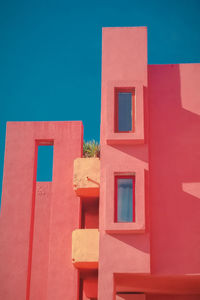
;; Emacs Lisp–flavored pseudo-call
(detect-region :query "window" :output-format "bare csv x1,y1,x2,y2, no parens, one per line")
115,175,135,222
115,88,135,133
36,145,54,181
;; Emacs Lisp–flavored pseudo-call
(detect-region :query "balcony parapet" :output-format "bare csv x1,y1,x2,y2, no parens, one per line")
73,158,100,197
72,229,99,269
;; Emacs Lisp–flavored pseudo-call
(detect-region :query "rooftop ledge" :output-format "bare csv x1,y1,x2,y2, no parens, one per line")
73,158,100,197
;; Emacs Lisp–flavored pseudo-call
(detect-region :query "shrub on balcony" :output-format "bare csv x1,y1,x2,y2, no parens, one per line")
83,140,100,158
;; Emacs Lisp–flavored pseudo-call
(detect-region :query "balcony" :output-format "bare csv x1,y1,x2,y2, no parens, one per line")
72,229,99,269
73,158,100,197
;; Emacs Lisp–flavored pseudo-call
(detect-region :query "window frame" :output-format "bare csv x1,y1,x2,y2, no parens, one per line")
114,175,136,223
36,140,54,182
114,87,135,133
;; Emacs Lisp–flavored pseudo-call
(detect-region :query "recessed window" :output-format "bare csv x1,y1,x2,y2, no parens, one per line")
36,145,54,182
115,88,135,133
115,175,135,222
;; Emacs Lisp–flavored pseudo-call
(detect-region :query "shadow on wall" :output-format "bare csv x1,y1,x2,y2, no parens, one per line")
148,64,200,274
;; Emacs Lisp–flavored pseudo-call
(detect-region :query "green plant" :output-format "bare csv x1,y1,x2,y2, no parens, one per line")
83,140,100,158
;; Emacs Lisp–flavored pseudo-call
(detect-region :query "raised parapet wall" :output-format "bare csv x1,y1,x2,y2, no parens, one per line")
72,229,99,269
73,157,100,197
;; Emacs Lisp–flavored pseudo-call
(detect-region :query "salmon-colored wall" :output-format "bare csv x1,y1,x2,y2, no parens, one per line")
99,27,150,300
0,121,83,300
30,182,51,300
99,27,200,299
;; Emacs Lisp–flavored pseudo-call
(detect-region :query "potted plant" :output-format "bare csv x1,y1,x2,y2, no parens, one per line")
83,140,100,158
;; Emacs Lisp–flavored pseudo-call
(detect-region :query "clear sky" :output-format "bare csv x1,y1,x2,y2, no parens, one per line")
0,0,200,202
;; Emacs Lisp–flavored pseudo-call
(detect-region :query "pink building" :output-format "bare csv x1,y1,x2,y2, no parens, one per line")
0,27,200,300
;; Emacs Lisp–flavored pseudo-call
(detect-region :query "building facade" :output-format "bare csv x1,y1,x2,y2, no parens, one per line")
0,27,200,300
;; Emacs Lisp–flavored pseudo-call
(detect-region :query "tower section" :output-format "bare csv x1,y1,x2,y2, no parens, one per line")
99,27,150,299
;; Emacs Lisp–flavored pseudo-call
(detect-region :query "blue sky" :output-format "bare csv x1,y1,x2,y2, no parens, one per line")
0,0,200,202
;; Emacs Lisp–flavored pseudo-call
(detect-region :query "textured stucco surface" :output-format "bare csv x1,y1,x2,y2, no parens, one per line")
0,121,83,300
73,157,100,197
72,229,99,268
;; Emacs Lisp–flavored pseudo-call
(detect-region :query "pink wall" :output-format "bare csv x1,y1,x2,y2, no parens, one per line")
0,121,83,300
99,27,150,300
99,27,200,299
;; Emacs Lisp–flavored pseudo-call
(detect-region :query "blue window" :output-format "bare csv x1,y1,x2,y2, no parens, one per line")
115,89,135,133
115,175,135,222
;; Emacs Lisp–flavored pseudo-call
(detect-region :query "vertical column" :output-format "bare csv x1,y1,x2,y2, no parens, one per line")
46,122,83,300
99,27,149,299
0,122,37,300
98,269,115,300
29,182,52,300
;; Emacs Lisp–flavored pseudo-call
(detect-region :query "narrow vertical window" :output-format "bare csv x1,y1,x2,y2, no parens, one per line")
36,145,54,181
115,175,135,222
115,88,135,132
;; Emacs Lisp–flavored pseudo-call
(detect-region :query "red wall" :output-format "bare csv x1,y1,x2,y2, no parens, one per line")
0,121,83,300
148,64,200,275
147,296,200,300
81,197,99,229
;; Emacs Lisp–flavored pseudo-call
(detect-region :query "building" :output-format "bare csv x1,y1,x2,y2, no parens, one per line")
0,27,200,300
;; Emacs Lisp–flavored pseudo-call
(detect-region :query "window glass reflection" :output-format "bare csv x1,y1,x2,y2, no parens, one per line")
117,178,133,222
118,92,132,132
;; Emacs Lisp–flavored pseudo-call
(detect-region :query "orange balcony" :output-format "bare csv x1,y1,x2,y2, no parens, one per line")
72,229,99,269
73,158,100,197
